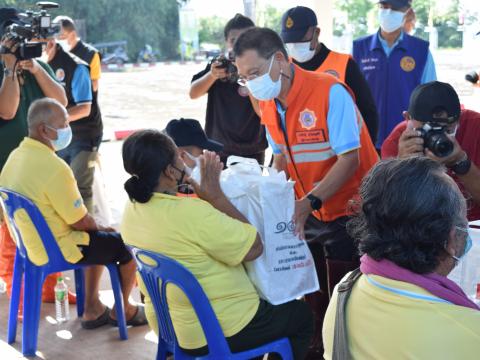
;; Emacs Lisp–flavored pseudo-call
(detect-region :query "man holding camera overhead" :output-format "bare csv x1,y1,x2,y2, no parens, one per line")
189,14,267,165
0,7,67,302
381,81,480,221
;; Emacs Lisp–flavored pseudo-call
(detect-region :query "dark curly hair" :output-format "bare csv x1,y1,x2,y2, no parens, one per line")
122,129,176,203
348,157,467,274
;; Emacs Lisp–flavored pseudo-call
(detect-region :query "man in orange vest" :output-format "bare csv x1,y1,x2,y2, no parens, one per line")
234,27,378,358
280,6,379,145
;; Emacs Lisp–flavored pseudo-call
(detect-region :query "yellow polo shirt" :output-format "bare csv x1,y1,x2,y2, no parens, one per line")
0,138,89,265
121,193,260,349
323,273,480,360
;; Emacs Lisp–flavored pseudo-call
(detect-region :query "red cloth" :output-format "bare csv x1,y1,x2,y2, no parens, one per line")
0,222,65,303
381,109,480,221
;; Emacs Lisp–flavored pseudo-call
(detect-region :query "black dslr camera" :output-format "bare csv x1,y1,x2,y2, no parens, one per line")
211,53,238,83
416,122,454,158
0,2,60,61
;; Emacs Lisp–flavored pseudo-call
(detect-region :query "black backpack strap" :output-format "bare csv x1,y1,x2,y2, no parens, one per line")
332,268,362,360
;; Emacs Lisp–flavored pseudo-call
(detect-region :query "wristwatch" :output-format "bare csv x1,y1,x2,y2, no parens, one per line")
307,194,322,210
3,67,14,78
448,153,472,176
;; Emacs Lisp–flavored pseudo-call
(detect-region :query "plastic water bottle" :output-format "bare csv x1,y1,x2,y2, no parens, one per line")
0,278,6,294
54,277,70,323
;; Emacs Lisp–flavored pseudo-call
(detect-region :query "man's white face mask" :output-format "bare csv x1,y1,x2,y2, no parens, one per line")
57,39,70,51
286,42,316,63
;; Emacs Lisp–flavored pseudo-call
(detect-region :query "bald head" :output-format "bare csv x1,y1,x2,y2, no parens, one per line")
28,98,68,134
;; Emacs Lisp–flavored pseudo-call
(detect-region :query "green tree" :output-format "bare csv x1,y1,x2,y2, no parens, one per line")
335,0,374,38
198,16,224,47
261,5,282,34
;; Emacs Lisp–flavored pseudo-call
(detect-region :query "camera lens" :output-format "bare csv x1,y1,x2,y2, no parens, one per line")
425,132,454,157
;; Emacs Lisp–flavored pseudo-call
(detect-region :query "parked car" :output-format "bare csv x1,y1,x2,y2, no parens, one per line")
93,41,129,65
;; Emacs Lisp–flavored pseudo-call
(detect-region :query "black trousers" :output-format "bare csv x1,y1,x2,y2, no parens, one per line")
303,215,359,357
77,231,132,266
182,299,314,360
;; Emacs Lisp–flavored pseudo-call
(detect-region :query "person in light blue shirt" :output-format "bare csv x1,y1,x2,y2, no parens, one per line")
353,0,437,149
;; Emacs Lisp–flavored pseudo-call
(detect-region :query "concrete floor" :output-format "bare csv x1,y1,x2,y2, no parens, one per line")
0,270,158,360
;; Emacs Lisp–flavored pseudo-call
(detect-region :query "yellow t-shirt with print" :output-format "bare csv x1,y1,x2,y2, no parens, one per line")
121,193,260,350
0,138,89,265
323,273,480,360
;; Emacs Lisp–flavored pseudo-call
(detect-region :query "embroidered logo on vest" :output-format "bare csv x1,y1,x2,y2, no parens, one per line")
400,56,416,72
55,68,65,82
324,69,340,78
299,109,317,130
286,16,294,28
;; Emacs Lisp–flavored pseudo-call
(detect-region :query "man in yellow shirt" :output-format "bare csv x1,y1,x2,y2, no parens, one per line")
121,129,314,358
0,98,145,329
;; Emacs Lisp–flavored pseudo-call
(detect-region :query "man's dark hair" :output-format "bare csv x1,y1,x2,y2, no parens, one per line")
224,13,254,40
233,27,288,60
122,129,176,204
348,157,467,274
55,16,76,32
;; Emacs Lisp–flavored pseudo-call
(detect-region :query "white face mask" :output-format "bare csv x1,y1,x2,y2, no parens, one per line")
245,56,282,101
183,151,200,176
378,8,405,33
286,42,316,63
57,39,70,51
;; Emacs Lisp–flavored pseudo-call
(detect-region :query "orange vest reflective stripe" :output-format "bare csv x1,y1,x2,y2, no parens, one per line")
261,65,378,222
316,50,351,83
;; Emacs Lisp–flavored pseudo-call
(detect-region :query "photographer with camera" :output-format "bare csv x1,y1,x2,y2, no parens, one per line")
0,6,68,303
382,81,480,221
189,14,267,165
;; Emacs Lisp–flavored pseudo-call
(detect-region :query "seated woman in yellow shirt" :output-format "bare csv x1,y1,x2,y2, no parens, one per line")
120,130,313,359
323,157,480,360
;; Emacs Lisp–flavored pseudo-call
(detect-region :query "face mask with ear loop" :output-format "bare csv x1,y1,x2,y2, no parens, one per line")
450,226,473,264
286,41,316,63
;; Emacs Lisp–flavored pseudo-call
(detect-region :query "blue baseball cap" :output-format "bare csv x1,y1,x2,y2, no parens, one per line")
281,6,317,43
379,0,411,9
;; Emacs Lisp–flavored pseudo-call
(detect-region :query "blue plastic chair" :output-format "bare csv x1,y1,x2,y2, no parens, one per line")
130,246,294,360
0,188,128,356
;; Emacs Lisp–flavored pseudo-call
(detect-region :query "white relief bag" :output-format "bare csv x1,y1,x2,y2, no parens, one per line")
218,156,320,304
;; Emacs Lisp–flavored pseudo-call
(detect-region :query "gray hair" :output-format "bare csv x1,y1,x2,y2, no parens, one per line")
27,98,67,131
348,157,467,274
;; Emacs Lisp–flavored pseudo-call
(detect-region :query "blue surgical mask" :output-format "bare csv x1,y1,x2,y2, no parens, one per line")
245,56,282,101
378,8,405,33
452,226,473,262
46,124,72,151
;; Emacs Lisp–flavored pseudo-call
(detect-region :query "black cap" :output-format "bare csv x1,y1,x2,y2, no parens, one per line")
165,118,224,152
408,81,461,124
378,0,411,9
0,8,22,37
281,6,317,43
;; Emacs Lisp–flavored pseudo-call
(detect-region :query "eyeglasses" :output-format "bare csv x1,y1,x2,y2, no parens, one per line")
237,54,274,86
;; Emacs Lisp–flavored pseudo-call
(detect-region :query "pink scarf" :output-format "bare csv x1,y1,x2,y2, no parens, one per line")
360,254,480,310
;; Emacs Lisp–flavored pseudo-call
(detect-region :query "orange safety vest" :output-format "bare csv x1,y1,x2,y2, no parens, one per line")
315,50,351,83
261,65,378,222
